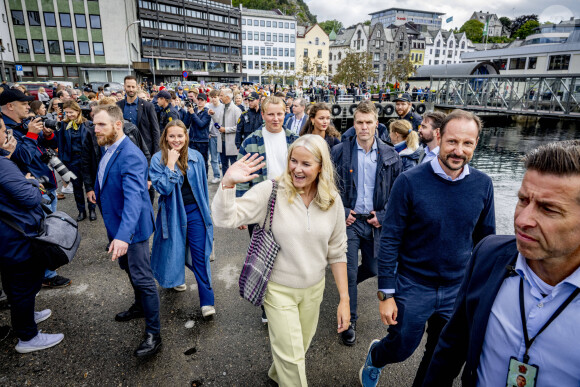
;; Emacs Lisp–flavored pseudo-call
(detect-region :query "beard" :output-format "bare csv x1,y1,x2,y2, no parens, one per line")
96,130,118,147
419,132,433,145
439,153,468,171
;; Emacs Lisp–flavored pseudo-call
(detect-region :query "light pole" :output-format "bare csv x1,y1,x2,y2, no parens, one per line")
126,20,141,75
0,45,5,82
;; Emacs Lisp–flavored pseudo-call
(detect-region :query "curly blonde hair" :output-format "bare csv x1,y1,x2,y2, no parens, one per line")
279,134,338,211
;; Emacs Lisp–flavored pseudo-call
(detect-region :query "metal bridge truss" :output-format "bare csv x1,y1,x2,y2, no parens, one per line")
430,74,580,117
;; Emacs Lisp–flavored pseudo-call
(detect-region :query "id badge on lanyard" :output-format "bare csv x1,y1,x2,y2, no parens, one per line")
506,357,538,387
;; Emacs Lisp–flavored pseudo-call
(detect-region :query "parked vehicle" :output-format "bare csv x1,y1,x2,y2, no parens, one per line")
88,82,123,95
17,82,54,100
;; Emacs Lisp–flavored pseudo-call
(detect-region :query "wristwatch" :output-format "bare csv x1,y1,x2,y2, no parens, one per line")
377,291,394,301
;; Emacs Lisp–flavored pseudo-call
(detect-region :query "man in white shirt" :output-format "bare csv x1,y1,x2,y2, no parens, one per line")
284,98,307,136
418,111,445,164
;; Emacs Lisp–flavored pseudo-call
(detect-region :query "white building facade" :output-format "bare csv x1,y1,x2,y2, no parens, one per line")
240,8,296,83
424,30,474,66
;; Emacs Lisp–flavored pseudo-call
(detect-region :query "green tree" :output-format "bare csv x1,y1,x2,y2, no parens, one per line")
508,14,538,37
499,16,511,30
514,20,540,39
384,54,416,84
332,51,374,85
296,56,327,85
459,19,484,43
319,19,343,35
363,20,371,26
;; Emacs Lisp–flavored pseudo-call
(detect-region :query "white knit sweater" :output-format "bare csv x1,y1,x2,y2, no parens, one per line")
212,180,347,288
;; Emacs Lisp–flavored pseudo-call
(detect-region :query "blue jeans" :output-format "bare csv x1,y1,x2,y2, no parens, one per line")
42,189,58,280
209,136,220,178
118,239,161,335
371,273,461,386
346,220,378,321
185,203,214,307
219,153,237,178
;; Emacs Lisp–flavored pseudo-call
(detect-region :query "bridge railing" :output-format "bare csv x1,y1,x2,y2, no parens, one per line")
430,74,580,116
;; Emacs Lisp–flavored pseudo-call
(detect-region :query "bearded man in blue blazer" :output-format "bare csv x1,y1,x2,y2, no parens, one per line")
90,104,161,357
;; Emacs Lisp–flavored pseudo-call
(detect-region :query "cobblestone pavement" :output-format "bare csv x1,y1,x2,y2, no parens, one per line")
0,179,451,387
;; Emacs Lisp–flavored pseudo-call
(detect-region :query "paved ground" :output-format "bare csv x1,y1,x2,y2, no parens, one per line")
0,179,448,387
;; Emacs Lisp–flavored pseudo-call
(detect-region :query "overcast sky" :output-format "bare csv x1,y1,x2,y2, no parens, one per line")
305,1,579,30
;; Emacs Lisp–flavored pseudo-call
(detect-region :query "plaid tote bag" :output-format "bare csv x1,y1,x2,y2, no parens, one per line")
238,180,281,306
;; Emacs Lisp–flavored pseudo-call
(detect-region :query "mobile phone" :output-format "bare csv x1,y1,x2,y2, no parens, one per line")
5,128,12,143
58,103,64,110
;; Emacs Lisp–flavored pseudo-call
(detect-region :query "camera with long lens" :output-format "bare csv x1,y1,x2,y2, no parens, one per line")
39,148,77,183
36,175,56,204
35,115,60,131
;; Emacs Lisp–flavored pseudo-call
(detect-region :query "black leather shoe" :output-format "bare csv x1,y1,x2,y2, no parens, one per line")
77,212,87,222
341,322,356,346
134,333,162,357
115,307,144,322
89,209,97,221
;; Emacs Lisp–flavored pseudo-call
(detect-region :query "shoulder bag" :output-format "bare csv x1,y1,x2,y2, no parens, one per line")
238,179,280,306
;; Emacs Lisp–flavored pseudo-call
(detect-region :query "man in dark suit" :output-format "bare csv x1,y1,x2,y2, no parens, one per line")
117,75,160,203
284,97,307,136
424,140,580,386
90,104,161,358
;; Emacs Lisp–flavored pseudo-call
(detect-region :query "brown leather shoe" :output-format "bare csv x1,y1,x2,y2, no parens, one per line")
57,193,66,200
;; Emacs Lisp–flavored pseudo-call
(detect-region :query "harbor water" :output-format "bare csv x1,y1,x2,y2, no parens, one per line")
470,116,580,234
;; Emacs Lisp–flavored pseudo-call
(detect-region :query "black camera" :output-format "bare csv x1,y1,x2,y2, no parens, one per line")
39,148,77,183
36,175,56,204
35,115,60,131
185,100,196,109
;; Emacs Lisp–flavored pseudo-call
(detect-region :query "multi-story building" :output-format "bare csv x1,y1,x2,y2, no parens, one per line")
423,30,474,66
370,8,444,32
367,23,409,83
240,7,296,84
328,23,369,78
410,38,425,69
295,24,329,85
0,1,15,81
469,11,507,38
137,0,242,83
6,0,138,84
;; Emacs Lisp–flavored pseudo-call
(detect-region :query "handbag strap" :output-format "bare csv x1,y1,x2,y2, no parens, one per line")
262,179,278,231
0,209,27,236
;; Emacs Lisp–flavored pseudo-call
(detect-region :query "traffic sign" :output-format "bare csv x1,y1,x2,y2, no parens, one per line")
182,71,188,78
15,64,23,75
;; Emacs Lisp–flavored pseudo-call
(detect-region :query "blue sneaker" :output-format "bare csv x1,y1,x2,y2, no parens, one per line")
359,339,383,386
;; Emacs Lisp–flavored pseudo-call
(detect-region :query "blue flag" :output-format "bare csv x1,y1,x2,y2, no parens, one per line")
446,16,453,23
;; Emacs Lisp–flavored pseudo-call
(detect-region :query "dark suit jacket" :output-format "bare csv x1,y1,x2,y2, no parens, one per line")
284,114,307,135
423,235,519,387
94,137,154,244
117,98,160,155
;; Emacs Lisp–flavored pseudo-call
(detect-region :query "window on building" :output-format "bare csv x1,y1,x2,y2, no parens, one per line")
304,48,308,57
419,54,422,61
247,32,252,41
267,32,271,41
260,32,265,41
284,22,289,29
248,61,253,69
291,23,295,29
509,57,526,70
67,67,79,77
78,41,90,55
254,32,258,40
48,40,60,54
317,49,322,58
12,11,25,25
247,18,251,25
22,66,34,77
32,39,45,54
338,52,341,60
284,34,289,43
285,48,289,56
273,34,277,42
254,46,258,55
242,46,246,55
93,42,104,55
260,20,265,27
329,64,332,72
89,14,101,29
242,18,246,25
290,48,294,57
16,39,29,53
527,57,537,69
278,33,283,41
242,32,246,40
44,12,56,27
36,66,49,76
158,59,180,70
75,14,86,28
52,66,64,77
253,20,258,26
63,40,75,54
255,61,259,69
273,21,277,27
548,55,570,71
411,53,415,61
290,35,295,43
315,37,319,45
60,13,72,27
267,21,271,27
260,47,265,55
266,47,271,56
284,62,289,70
28,11,41,26
211,45,229,54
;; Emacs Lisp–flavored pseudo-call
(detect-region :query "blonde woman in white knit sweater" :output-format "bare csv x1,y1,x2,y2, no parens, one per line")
212,134,349,386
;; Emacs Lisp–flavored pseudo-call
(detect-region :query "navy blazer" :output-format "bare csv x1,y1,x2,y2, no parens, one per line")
95,137,154,244
117,98,161,155
284,114,307,135
423,235,519,387
55,121,90,163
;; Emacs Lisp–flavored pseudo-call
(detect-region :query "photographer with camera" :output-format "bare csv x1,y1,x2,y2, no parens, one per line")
0,116,65,353
54,100,96,222
183,93,211,173
0,88,71,289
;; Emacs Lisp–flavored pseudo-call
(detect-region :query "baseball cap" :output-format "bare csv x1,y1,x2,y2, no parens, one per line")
83,87,92,92
246,92,260,101
178,86,183,90
393,93,412,103
197,93,208,101
0,89,34,105
157,90,171,100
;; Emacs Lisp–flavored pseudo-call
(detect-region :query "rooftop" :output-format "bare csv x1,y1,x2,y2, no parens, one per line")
240,7,296,20
369,7,445,16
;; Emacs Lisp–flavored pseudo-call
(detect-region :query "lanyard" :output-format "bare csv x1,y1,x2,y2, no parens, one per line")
519,277,579,363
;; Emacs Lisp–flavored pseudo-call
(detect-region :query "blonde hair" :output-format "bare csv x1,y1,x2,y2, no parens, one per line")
389,120,419,150
279,134,338,211
62,100,86,124
97,97,117,106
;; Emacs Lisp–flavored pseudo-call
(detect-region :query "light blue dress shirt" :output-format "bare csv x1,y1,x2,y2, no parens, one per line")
98,134,126,189
421,145,439,164
353,139,378,214
477,253,580,386
430,156,470,181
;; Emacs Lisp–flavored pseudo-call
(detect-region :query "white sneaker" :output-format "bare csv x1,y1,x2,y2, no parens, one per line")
173,284,187,292
61,185,74,194
201,305,216,318
34,309,52,324
15,331,64,353
210,177,220,184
